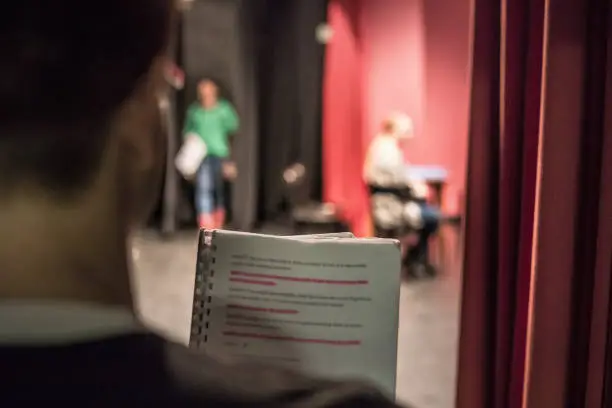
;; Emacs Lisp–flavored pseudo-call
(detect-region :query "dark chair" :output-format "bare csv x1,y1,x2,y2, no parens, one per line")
438,190,464,268
283,163,344,234
367,184,438,277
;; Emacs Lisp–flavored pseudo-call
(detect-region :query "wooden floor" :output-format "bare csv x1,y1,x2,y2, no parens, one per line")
132,227,462,408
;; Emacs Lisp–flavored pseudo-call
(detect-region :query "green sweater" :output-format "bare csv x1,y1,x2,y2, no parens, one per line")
183,100,239,158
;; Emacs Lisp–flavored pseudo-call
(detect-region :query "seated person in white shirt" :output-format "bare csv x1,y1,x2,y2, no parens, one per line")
364,116,441,274
0,2,404,407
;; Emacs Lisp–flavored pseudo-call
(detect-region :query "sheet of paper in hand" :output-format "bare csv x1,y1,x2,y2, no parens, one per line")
175,133,207,179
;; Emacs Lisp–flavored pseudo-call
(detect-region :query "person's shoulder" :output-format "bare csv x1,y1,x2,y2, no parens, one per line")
217,99,235,109
368,135,390,153
187,102,199,111
369,134,388,146
162,339,404,408
189,102,208,115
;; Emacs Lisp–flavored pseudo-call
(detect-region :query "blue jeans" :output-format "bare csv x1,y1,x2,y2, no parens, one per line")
195,156,224,215
410,203,441,263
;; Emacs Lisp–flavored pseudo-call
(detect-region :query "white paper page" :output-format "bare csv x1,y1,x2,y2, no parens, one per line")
287,232,355,240
208,230,354,239
175,133,207,178
203,231,400,397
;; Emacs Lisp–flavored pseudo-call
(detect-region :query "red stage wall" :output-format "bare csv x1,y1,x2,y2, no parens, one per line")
422,0,471,213
323,0,471,234
360,0,425,150
322,0,371,236
361,0,471,213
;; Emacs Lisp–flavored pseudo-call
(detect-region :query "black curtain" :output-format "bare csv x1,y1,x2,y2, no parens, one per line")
178,0,259,231
257,0,328,220
168,0,327,230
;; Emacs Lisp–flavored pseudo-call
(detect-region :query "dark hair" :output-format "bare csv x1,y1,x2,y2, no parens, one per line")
0,0,174,194
381,119,396,134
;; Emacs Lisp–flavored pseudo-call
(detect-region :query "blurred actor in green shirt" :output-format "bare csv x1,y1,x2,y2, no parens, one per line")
183,79,239,229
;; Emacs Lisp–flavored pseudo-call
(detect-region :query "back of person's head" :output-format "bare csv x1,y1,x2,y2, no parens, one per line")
0,1,174,304
381,119,396,136
380,114,414,140
0,0,173,207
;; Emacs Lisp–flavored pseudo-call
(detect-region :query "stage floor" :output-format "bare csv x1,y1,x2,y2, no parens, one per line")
132,228,461,408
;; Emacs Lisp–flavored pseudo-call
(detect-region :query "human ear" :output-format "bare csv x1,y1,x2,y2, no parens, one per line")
112,57,167,225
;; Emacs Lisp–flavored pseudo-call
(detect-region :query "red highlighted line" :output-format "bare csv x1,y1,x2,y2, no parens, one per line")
230,278,277,286
223,331,361,346
227,304,298,314
230,271,369,285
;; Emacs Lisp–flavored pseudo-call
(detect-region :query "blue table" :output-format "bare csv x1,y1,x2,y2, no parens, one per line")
405,165,448,207
406,165,448,182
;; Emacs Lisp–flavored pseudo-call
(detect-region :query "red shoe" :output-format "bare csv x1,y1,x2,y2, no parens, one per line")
198,214,215,230
213,209,226,229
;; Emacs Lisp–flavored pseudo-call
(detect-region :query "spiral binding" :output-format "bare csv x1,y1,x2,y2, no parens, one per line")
189,229,216,349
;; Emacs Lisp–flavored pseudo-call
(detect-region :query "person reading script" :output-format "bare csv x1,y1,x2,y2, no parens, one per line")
0,1,404,407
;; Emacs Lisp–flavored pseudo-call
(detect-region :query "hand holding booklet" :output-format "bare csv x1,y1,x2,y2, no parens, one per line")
189,229,401,398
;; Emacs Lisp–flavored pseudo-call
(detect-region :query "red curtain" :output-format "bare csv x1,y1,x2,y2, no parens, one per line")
506,0,545,405
458,0,612,406
521,0,612,405
455,0,502,404
497,0,546,406
456,0,544,406
322,0,371,237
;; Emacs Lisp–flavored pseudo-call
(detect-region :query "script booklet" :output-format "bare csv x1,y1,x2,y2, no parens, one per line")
188,229,401,397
